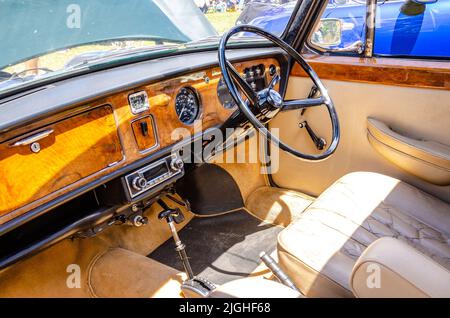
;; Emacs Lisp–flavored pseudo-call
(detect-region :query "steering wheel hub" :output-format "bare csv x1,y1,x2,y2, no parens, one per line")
267,89,283,108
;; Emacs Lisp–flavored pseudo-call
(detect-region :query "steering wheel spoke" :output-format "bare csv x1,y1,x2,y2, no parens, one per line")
281,96,325,111
268,73,281,90
226,61,258,105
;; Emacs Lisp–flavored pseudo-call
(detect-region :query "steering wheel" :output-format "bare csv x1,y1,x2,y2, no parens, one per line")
218,25,340,161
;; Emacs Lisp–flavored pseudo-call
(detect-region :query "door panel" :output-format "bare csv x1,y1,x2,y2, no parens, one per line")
270,74,450,203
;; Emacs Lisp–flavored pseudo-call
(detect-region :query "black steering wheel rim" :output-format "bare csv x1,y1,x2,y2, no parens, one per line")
218,25,340,161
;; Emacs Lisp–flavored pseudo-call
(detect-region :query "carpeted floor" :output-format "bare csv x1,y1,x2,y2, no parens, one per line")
245,186,314,227
148,210,283,285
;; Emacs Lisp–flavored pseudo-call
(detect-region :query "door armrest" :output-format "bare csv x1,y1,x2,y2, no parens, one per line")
367,118,450,185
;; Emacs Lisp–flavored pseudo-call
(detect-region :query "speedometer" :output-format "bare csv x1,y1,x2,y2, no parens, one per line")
175,87,200,125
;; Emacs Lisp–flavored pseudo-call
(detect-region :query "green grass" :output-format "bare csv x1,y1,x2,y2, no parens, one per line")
206,11,241,35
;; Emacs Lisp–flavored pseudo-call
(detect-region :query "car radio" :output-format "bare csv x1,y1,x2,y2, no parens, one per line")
124,154,184,199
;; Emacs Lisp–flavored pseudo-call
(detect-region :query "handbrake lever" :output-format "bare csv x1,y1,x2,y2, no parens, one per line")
260,252,300,293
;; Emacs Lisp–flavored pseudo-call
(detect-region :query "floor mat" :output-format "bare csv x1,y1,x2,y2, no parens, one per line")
148,210,283,285
175,164,244,215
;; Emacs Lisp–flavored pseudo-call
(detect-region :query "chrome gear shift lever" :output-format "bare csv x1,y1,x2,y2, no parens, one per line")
156,198,216,297
157,199,194,279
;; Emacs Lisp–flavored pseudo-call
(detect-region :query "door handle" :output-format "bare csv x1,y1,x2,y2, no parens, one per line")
299,121,327,150
11,129,54,147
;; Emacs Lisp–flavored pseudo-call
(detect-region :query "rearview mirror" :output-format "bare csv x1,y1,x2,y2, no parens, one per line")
311,18,342,48
310,18,364,54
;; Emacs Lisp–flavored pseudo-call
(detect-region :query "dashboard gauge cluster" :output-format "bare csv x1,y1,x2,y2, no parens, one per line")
243,64,267,92
217,64,268,109
175,87,200,125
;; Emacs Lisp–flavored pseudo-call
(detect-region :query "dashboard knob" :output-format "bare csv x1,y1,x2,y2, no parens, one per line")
132,176,147,190
171,158,184,171
131,215,148,227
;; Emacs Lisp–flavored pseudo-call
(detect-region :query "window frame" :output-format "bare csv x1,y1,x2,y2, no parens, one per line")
304,0,450,61
303,0,377,58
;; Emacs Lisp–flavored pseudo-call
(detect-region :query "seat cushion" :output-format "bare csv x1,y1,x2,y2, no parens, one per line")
277,172,450,297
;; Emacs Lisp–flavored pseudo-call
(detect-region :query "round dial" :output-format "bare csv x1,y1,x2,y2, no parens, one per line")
175,87,200,125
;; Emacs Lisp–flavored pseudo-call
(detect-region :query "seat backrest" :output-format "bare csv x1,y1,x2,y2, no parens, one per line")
351,237,450,298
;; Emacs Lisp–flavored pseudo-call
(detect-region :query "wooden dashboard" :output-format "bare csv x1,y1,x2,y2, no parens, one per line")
0,58,280,225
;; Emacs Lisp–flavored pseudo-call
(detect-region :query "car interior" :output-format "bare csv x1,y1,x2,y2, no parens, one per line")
0,0,449,298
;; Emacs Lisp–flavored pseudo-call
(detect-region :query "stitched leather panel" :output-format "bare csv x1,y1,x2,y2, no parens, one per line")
278,172,450,293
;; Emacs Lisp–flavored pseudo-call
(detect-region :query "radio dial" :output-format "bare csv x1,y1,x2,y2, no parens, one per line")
171,158,184,171
132,176,147,191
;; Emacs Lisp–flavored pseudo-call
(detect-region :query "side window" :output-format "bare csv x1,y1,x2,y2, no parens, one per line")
309,0,367,54
309,0,450,59
374,0,450,58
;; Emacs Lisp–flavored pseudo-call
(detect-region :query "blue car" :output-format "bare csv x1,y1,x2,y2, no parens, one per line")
238,0,450,58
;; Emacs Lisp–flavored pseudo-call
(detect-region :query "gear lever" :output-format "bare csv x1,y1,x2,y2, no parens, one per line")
157,199,193,278
157,199,216,297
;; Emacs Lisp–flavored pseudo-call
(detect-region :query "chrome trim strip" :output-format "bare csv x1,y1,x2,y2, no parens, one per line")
364,0,377,58
12,129,54,147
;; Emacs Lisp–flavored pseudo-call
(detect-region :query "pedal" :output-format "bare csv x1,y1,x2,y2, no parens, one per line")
181,277,216,298
195,276,216,290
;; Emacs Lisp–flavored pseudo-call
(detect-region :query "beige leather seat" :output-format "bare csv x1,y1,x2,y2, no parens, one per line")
277,172,450,297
